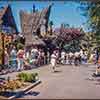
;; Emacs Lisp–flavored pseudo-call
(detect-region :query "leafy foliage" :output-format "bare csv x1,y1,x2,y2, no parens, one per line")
17,72,39,82
55,27,84,41
79,1,100,55
54,27,84,50
17,43,24,50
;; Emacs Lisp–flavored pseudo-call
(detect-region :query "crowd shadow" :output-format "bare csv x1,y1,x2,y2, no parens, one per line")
94,79,100,85
85,74,100,86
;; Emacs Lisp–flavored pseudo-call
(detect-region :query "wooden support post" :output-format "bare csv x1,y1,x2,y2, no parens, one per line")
1,33,5,65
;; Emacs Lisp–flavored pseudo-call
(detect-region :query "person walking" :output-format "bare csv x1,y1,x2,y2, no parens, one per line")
4,47,9,68
93,52,96,64
93,55,100,77
41,50,45,65
30,47,39,67
10,46,17,71
68,52,73,65
55,50,60,64
79,49,83,64
89,52,94,64
74,51,80,66
66,53,69,64
95,49,99,64
61,50,66,64
47,51,50,64
50,51,57,72
17,48,24,71
38,49,42,66
81,52,85,64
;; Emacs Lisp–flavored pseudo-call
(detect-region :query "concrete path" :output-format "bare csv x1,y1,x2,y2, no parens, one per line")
1,64,100,99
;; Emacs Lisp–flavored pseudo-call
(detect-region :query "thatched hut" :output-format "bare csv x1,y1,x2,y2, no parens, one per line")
19,4,52,47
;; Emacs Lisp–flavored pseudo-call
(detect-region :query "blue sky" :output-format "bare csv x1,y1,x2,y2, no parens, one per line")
0,1,88,32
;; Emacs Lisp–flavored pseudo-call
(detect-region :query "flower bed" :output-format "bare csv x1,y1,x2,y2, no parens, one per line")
0,72,41,99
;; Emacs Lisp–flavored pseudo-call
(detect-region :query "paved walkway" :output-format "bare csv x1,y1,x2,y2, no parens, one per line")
1,64,100,99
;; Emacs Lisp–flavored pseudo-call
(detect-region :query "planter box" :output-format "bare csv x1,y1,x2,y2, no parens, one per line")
0,80,41,99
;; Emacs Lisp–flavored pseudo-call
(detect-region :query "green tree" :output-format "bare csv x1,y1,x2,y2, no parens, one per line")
79,1,100,55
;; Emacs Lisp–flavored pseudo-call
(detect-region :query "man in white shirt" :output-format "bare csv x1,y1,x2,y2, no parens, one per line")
74,51,80,66
51,51,57,72
61,51,66,64
68,52,73,65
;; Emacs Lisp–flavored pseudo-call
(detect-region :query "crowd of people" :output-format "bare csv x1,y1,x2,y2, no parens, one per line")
3,45,47,73
2,43,100,75
50,49,100,72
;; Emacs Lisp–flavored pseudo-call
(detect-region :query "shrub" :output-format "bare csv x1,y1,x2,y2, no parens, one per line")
17,72,39,82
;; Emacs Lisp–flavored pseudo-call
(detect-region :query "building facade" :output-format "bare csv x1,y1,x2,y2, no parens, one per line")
0,5,18,64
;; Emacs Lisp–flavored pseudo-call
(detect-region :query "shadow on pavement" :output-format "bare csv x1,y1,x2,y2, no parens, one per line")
85,77,95,81
0,90,40,99
16,91,40,98
88,69,96,72
0,91,26,99
94,79,100,85
85,76,100,85
53,70,62,73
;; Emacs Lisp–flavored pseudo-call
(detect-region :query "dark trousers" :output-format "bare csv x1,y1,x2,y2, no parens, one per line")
74,57,80,66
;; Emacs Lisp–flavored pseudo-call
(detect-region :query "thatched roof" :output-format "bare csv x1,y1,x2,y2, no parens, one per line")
0,5,18,33
0,6,7,21
20,4,52,46
20,4,52,34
